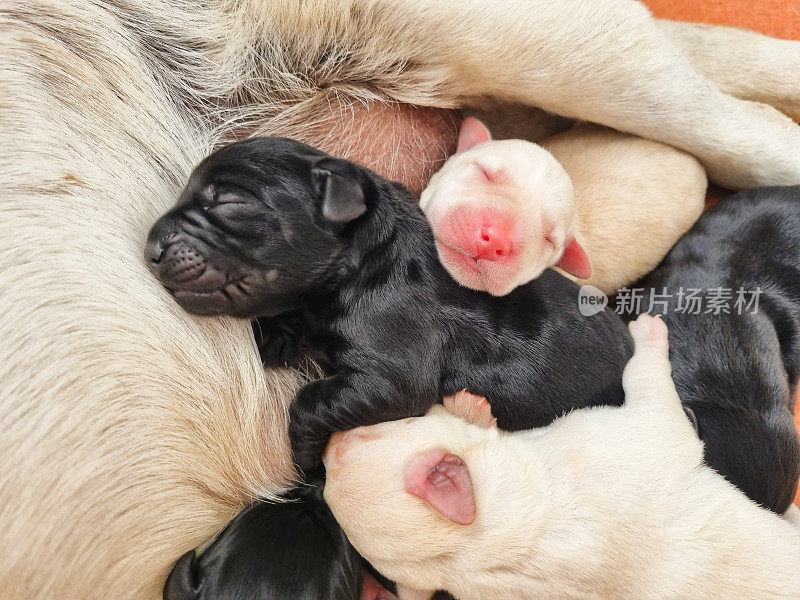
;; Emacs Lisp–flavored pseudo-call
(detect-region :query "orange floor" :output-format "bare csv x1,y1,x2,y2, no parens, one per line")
646,0,800,40
642,0,800,503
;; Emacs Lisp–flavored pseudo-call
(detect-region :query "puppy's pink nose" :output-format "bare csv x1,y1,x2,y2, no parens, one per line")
475,225,513,260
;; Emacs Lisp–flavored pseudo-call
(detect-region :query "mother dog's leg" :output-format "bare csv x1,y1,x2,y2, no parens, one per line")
270,0,800,189
658,20,800,123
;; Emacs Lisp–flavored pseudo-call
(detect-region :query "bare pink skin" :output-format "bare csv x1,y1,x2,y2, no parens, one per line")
403,448,476,526
435,204,523,291
443,390,497,429
291,101,460,197
420,117,590,296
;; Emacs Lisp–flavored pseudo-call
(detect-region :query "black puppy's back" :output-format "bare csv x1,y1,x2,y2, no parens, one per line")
164,486,360,600
629,186,800,512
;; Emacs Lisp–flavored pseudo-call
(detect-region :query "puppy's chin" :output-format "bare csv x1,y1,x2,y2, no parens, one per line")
171,289,240,316
174,292,296,320
436,242,519,296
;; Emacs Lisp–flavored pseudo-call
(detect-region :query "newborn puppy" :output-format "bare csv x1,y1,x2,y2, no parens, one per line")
420,117,584,296
163,485,362,600
627,186,800,513
421,118,705,295
145,137,632,472
324,315,800,600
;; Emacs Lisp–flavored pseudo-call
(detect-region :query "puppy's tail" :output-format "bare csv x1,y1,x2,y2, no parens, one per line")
163,550,202,600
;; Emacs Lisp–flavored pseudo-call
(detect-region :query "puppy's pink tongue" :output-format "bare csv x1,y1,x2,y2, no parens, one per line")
361,571,398,600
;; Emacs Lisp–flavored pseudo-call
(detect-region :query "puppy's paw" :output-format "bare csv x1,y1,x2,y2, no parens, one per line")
253,314,305,367
628,313,669,356
289,422,325,475
443,390,497,428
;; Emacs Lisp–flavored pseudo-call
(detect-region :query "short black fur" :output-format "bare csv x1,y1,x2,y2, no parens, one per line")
146,137,633,470
163,484,361,600
623,186,800,513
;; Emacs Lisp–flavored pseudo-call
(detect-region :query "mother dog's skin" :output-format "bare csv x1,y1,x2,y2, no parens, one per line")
4,0,800,597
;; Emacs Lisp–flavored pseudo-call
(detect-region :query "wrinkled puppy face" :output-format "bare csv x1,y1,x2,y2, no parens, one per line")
323,402,496,588
420,118,588,296
145,137,369,317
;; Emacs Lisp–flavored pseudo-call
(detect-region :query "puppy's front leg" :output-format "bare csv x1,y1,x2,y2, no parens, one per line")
253,311,311,367
289,373,433,472
623,314,702,447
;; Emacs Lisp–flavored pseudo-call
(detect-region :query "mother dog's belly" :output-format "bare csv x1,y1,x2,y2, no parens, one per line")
262,100,461,196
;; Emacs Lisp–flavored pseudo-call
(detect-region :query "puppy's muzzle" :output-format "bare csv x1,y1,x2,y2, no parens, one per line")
146,237,224,289
145,220,248,315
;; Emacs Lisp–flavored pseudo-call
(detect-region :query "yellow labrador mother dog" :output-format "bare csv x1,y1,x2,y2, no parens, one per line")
3,1,800,597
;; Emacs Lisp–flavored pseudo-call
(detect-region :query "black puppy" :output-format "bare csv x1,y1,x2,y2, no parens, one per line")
163,485,362,600
622,185,800,513
146,137,631,600
146,137,632,471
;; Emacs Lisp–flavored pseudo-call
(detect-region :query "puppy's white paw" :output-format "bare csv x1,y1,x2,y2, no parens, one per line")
628,313,669,356
443,390,497,429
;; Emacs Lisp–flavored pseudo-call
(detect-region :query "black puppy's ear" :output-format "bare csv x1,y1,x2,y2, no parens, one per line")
163,550,202,600
311,160,367,224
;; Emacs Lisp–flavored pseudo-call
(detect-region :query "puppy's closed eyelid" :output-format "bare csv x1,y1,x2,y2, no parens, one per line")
215,192,250,205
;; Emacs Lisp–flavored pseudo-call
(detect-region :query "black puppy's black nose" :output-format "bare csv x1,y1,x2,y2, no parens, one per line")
145,239,165,268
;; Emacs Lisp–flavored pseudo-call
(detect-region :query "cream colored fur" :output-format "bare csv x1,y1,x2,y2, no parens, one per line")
2,1,800,597
324,315,800,600
546,125,706,294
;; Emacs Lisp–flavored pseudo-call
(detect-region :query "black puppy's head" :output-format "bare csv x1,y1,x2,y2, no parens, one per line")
145,138,371,317
163,489,363,600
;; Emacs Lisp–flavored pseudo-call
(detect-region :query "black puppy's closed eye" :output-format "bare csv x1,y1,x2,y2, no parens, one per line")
312,164,366,224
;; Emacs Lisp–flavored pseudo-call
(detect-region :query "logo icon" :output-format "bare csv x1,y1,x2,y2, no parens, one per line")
578,285,608,316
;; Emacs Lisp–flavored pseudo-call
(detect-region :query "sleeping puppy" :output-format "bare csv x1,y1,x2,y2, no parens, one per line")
145,137,633,472
324,315,800,600
163,484,362,600
421,117,705,296
419,117,583,296
625,185,800,513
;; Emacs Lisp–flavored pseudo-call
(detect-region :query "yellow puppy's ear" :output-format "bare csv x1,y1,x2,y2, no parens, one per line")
456,116,492,153
404,447,476,525
555,237,591,279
